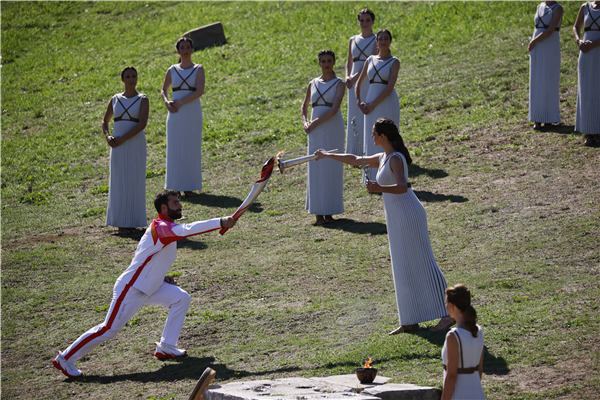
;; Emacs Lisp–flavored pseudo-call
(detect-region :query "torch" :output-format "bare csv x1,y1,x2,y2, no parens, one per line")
219,156,275,235
276,149,338,174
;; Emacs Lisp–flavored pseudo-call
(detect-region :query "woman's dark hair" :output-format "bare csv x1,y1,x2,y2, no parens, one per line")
154,189,179,213
120,66,137,79
373,118,412,165
446,284,478,338
175,37,194,51
318,49,336,62
357,8,375,22
376,28,392,42
175,37,194,63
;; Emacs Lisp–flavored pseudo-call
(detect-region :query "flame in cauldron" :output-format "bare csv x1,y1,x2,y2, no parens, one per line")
363,357,373,369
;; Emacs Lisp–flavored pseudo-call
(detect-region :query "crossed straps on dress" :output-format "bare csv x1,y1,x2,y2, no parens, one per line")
172,65,198,92
311,78,341,107
443,329,480,374
535,3,561,31
585,2,600,31
369,57,396,85
352,36,376,62
113,95,141,123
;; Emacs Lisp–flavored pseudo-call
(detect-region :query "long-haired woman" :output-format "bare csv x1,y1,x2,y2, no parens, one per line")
161,37,205,196
102,66,149,234
345,8,377,155
301,50,346,225
355,29,400,180
441,284,485,400
314,118,453,334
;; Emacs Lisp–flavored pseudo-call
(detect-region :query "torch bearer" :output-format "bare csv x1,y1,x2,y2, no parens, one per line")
276,149,338,174
219,156,275,235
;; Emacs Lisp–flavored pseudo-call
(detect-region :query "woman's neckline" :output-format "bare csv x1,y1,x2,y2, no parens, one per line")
177,63,196,70
358,32,375,39
317,74,338,83
120,91,139,99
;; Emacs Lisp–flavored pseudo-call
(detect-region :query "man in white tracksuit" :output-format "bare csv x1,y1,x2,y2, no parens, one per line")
53,189,236,378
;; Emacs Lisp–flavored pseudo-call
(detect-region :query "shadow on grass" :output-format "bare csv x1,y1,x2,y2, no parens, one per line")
69,356,302,383
411,329,509,376
539,123,575,135
320,218,387,235
413,191,468,203
182,193,264,213
408,164,449,179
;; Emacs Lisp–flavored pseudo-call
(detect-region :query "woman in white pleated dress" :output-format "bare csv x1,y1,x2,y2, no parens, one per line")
573,1,600,146
161,37,205,196
301,50,346,225
102,66,149,234
441,284,485,400
528,1,563,130
355,29,400,181
345,8,377,155
314,118,453,335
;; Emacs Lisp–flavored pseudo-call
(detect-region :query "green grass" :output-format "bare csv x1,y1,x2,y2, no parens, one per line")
2,2,600,400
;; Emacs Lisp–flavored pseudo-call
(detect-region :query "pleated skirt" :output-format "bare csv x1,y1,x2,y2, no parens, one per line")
346,61,369,155
576,30,600,135
364,86,400,181
106,121,147,228
306,108,345,216
165,94,203,191
383,189,448,325
529,28,561,123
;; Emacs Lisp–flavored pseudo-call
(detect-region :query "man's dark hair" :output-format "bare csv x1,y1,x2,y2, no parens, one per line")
154,190,179,213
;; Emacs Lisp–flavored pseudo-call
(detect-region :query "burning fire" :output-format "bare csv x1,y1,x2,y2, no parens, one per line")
275,149,287,163
363,357,373,369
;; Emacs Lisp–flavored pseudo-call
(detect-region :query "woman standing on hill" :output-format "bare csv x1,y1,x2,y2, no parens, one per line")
528,1,563,130
441,284,485,400
573,1,600,146
161,37,205,195
314,118,453,335
345,8,377,155
355,29,400,180
102,66,149,234
301,50,346,225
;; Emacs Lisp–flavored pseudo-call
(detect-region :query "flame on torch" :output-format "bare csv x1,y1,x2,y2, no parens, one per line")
364,357,373,369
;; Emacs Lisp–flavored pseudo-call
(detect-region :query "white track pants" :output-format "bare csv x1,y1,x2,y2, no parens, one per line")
62,279,191,362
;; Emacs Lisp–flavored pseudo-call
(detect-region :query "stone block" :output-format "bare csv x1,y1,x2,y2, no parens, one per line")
204,375,440,400
183,22,227,51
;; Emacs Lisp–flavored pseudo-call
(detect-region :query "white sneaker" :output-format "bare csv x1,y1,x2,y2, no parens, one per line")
154,341,187,359
53,351,82,378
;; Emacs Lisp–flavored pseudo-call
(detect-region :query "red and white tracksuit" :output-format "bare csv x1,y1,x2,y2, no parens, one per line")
61,213,221,362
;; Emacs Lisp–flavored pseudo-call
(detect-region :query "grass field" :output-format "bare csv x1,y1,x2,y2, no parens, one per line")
2,2,599,400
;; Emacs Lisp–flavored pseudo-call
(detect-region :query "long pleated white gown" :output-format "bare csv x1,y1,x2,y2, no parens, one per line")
106,93,147,228
364,56,400,181
306,78,345,216
165,64,203,191
376,152,448,325
346,35,377,155
576,3,600,135
529,2,562,124
442,327,486,399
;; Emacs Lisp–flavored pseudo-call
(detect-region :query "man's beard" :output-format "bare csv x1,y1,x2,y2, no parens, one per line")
167,206,182,220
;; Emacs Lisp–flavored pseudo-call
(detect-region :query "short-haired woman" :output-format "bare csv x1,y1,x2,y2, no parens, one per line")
355,29,400,180
301,50,346,225
345,8,377,155
161,37,205,195
102,66,149,234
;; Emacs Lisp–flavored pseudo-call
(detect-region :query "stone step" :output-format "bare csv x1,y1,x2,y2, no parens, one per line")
204,374,440,400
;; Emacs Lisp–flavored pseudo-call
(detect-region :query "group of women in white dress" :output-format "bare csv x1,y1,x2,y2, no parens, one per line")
528,1,600,147
303,8,485,398
102,37,204,234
